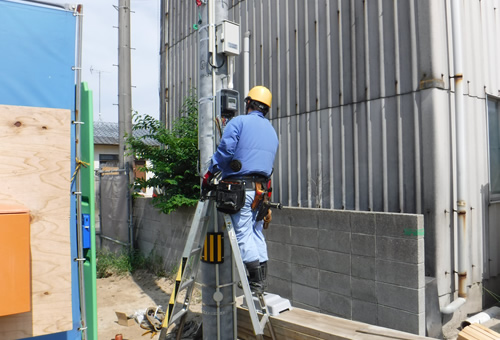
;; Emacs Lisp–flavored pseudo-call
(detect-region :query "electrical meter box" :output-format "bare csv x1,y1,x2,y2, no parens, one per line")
216,89,239,119
0,205,31,317
216,20,240,56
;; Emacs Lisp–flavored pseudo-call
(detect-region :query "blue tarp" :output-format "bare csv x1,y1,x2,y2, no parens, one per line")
0,0,76,109
0,1,81,339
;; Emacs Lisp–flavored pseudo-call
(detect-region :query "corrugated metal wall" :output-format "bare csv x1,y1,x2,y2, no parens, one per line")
162,0,500,306
165,0,425,213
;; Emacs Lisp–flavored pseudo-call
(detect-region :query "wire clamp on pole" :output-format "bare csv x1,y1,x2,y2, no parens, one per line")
74,257,86,262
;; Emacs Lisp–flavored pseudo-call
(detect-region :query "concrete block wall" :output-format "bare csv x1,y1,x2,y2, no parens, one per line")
133,198,195,274
267,207,426,336
132,199,425,336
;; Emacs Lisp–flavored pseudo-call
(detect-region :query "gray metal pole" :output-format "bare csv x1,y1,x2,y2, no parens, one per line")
118,0,133,172
159,0,167,127
118,0,134,248
198,1,235,339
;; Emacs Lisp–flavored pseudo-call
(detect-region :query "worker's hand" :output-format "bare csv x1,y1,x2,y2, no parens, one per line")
201,171,215,197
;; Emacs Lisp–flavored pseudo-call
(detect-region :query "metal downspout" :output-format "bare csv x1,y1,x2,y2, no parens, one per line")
441,0,468,314
244,31,250,100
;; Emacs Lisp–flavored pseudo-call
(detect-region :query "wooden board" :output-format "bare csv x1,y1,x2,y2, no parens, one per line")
236,297,432,340
458,323,500,340
0,105,73,339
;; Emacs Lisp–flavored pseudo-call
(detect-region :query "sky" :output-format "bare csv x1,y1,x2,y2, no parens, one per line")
79,0,160,122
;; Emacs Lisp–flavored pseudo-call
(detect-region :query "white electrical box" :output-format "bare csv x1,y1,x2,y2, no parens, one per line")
216,20,240,56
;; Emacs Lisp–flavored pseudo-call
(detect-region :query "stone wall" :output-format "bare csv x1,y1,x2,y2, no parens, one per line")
132,198,425,335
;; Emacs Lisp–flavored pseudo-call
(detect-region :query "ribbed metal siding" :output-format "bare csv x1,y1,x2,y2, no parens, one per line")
229,0,421,213
163,0,500,220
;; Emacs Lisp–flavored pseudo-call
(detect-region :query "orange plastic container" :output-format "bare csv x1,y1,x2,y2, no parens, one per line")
0,205,31,316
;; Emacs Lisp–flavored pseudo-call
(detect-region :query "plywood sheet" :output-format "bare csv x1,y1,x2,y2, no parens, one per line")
0,105,73,339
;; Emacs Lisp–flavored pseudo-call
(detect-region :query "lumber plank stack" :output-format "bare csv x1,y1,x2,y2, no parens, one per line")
0,105,72,339
236,297,432,340
458,323,500,340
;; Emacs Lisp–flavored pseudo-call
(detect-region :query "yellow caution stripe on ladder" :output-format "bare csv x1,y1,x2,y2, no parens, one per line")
201,232,224,264
163,257,187,327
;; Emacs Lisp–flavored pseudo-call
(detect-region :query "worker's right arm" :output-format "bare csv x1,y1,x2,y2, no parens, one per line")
209,117,241,175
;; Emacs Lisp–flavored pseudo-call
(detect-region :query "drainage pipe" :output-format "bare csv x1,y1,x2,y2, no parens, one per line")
461,306,500,328
441,0,468,314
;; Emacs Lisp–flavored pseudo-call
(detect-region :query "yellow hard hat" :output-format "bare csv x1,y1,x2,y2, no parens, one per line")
246,86,272,108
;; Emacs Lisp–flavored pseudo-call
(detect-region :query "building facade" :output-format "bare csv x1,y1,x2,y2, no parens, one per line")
160,0,500,335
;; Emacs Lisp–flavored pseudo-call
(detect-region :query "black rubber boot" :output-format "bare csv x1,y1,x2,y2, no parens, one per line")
245,260,265,294
260,261,268,290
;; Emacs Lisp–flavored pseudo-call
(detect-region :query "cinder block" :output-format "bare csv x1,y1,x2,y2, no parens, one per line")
318,250,350,275
289,208,319,228
291,264,318,288
265,223,291,243
319,291,352,319
291,226,318,247
291,245,318,267
268,276,292,299
269,260,291,281
352,277,376,303
351,212,376,235
376,236,423,264
352,299,378,325
319,270,351,297
376,282,423,314
268,240,291,262
352,255,376,280
318,209,351,231
378,305,425,336
292,283,319,308
375,213,424,239
318,229,351,253
351,233,375,257
292,301,320,313
376,259,423,289
271,208,291,226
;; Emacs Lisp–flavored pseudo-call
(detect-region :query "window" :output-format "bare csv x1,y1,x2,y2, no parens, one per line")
487,96,500,199
99,154,119,168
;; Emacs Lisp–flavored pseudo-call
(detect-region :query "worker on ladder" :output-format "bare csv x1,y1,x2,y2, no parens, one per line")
202,85,279,294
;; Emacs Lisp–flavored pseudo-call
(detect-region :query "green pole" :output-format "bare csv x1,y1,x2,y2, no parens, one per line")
80,82,97,340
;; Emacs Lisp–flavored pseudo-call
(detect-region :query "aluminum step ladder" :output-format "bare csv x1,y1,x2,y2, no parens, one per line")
221,213,277,340
158,200,276,340
158,199,211,339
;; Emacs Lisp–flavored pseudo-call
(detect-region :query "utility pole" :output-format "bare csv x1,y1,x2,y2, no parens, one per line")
118,0,134,249
118,0,133,173
198,1,234,339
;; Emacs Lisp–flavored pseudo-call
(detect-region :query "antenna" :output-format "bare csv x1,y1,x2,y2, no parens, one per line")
90,66,108,121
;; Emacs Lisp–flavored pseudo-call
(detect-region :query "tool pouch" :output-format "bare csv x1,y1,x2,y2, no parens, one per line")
216,180,245,214
256,196,271,221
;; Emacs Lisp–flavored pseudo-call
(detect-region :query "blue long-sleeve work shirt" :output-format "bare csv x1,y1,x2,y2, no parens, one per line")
209,110,279,179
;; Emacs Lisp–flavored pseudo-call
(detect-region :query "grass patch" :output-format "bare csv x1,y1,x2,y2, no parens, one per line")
96,248,166,278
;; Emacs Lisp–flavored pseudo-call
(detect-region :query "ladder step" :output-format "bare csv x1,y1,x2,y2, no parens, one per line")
190,246,202,256
179,278,195,292
169,307,188,325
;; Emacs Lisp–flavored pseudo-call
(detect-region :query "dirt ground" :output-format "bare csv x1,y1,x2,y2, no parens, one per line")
97,270,202,340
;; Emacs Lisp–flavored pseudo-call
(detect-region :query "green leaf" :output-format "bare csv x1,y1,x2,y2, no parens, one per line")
126,89,200,214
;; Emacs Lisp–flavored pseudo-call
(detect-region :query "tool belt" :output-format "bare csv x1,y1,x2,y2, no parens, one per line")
216,175,269,215
216,179,246,214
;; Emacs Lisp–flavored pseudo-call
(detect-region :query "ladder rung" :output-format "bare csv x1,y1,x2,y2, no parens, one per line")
179,278,195,292
190,246,202,256
169,307,188,325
